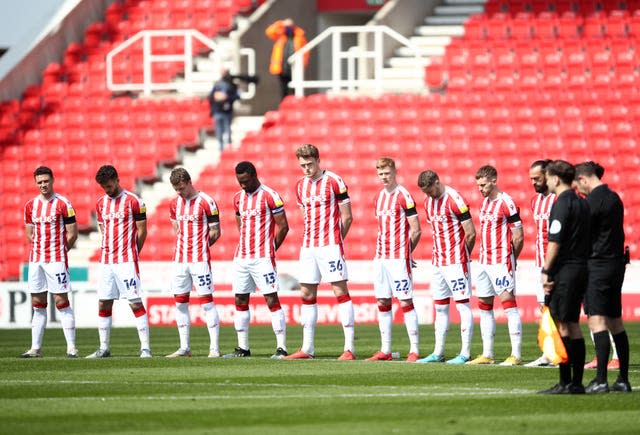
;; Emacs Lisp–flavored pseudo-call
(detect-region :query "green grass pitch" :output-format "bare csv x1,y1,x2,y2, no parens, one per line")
1,323,638,434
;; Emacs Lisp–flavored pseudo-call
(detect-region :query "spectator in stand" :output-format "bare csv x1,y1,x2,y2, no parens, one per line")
266,18,309,100
208,67,240,151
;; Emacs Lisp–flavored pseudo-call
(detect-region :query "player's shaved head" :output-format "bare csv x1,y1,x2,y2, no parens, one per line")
235,161,257,176
33,166,53,179
295,144,319,160
170,167,192,186
95,165,118,184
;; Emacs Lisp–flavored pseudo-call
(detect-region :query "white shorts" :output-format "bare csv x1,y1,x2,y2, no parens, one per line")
171,262,214,296
474,261,516,298
28,262,72,294
373,258,413,300
533,266,544,304
232,257,279,295
431,262,472,301
98,262,142,302
298,244,349,284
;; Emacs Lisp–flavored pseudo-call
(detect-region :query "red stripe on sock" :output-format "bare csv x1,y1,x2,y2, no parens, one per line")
337,294,351,304
99,309,112,318
236,304,250,311
478,301,493,311
56,301,70,310
456,299,470,305
402,304,415,313
199,294,213,304
174,294,190,303
33,303,47,309
302,298,317,305
501,299,517,309
269,303,282,312
434,298,450,305
132,306,147,317
378,304,392,312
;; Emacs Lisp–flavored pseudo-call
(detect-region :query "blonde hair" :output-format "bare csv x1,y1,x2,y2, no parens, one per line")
375,157,396,170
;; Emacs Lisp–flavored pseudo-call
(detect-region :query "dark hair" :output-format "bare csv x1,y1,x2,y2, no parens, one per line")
417,170,439,189
33,166,53,179
475,165,497,180
235,161,257,176
95,165,118,184
530,159,552,171
574,161,605,179
547,160,575,185
169,167,191,185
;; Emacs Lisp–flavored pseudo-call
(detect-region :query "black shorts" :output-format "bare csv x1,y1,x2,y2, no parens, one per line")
584,258,626,317
548,263,587,323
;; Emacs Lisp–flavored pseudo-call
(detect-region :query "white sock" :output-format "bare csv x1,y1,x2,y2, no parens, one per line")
504,307,522,358
434,302,450,356
479,308,495,358
378,307,393,354
31,307,47,350
301,303,317,355
134,311,150,351
57,305,76,352
98,314,112,351
270,308,287,351
403,307,420,355
203,302,220,353
456,301,473,358
338,299,355,353
610,332,618,359
175,302,190,351
234,308,250,350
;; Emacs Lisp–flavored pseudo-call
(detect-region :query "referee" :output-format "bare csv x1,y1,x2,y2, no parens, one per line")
575,161,632,393
539,160,590,395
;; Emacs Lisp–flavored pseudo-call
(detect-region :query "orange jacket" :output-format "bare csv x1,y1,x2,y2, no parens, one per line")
266,20,309,75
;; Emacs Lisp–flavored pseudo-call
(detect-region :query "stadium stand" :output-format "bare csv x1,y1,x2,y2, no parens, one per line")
0,0,263,279
1,0,638,279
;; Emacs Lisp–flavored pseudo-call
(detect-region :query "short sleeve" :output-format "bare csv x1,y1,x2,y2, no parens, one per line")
548,198,569,243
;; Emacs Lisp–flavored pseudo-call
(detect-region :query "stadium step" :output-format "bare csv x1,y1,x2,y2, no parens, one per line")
434,4,485,15
443,0,487,5
395,45,446,57
386,56,433,68
424,15,470,25
415,25,465,37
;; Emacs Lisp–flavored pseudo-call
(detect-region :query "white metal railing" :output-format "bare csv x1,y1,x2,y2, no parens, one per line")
288,25,426,96
105,29,256,98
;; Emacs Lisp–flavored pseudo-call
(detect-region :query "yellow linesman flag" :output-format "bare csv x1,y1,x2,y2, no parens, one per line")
537,306,568,365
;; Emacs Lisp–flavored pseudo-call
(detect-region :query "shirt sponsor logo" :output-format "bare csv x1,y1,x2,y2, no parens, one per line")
175,214,201,222
377,209,397,217
102,211,126,220
534,212,551,221
429,213,452,223
32,215,58,223
240,209,263,217
480,213,499,223
302,195,327,205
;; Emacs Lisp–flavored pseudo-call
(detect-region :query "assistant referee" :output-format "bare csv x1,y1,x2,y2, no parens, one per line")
539,160,590,395
575,161,632,393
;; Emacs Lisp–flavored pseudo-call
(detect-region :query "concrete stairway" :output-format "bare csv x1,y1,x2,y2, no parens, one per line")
381,0,486,92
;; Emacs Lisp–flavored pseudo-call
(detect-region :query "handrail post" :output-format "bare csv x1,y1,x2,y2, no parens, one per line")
374,28,383,94
331,30,341,93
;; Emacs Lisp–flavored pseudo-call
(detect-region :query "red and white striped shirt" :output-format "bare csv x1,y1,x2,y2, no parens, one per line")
425,186,472,266
96,190,146,264
375,185,417,259
296,170,349,248
478,192,522,265
24,193,76,263
234,184,284,259
531,192,556,267
170,192,219,263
